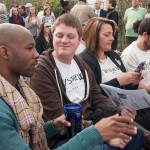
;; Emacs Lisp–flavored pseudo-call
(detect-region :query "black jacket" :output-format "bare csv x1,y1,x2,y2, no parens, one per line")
9,16,25,27
107,8,118,25
80,50,150,131
99,9,107,18
35,37,51,54
80,49,137,90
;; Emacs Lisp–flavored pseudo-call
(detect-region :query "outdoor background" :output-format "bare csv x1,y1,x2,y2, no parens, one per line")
0,0,149,51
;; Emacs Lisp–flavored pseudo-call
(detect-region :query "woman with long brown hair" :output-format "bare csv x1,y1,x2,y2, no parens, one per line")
35,22,53,54
41,6,55,26
9,7,24,26
80,17,148,149
80,17,141,89
25,5,40,39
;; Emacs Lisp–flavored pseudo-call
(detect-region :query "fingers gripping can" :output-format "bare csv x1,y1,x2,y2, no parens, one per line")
64,103,82,138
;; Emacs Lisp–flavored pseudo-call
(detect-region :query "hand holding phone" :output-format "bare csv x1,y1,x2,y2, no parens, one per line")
134,61,146,72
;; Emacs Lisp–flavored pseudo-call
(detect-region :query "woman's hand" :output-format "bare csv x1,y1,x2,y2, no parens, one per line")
117,72,141,86
121,106,137,119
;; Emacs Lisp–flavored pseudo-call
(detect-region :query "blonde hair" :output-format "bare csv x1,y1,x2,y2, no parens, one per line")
0,3,7,15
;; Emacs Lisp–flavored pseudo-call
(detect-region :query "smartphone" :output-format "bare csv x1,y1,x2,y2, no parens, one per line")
134,61,146,72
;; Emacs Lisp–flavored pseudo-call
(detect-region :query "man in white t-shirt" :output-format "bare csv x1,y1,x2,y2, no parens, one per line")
30,14,143,149
121,18,150,132
121,18,150,93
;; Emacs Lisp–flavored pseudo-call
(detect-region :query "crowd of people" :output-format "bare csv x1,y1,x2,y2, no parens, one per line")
0,0,150,150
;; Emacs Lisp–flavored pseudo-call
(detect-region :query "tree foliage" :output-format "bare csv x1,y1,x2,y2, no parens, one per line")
0,0,149,50
0,0,76,17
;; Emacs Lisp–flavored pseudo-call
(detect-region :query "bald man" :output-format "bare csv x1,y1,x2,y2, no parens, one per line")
0,23,71,150
0,23,144,150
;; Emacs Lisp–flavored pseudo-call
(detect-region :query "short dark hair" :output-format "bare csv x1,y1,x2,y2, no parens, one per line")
138,18,150,35
60,0,69,9
133,20,142,34
21,5,26,11
108,0,117,8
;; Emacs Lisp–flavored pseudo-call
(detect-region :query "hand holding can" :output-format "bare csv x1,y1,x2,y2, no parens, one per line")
64,103,82,138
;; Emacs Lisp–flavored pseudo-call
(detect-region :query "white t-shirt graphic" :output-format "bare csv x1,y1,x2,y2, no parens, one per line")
54,58,85,103
99,57,122,84
121,41,150,86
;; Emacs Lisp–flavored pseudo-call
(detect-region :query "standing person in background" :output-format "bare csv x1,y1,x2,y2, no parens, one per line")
106,0,118,50
25,3,32,16
145,1,150,18
60,0,72,15
124,0,147,46
70,0,97,27
94,0,107,18
25,6,40,39
0,3,8,23
38,1,55,23
18,5,27,20
9,7,25,26
35,22,53,54
42,6,55,26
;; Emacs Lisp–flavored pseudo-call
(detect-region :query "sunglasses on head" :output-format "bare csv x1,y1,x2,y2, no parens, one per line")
45,25,50,28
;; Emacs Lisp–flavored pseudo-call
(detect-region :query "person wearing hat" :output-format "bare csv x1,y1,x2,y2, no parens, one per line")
25,3,32,16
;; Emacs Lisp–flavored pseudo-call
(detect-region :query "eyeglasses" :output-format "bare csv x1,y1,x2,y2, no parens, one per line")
45,25,50,28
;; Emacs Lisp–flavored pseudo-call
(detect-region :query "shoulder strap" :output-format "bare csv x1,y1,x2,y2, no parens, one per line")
106,9,115,18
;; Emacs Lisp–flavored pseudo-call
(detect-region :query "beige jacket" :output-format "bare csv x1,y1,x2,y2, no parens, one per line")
70,1,97,26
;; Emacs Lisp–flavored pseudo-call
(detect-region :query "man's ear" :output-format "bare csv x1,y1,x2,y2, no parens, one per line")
143,32,149,39
0,46,9,60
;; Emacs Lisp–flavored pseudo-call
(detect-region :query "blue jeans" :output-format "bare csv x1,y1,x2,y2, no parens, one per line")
54,141,117,150
124,129,144,150
92,144,117,150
